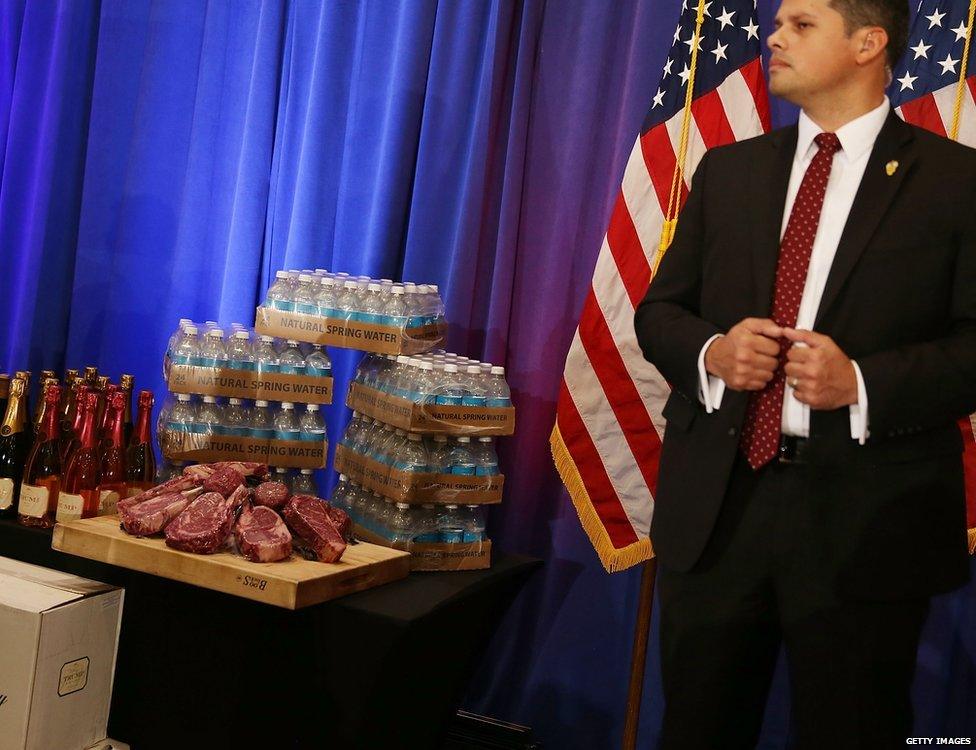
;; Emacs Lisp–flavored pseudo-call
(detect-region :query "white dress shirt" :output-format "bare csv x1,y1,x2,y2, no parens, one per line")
697,97,891,444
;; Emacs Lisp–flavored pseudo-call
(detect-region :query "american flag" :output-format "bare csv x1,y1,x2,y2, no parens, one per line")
889,0,976,552
550,0,771,572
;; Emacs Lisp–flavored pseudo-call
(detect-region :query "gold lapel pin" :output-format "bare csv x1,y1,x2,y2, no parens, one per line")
885,160,899,176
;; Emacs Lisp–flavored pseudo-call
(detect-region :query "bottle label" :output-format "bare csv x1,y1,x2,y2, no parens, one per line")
19,483,49,518
228,361,257,372
56,492,85,522
462,395,487,407
441,530,464,544
197,357,218,368
452,463,477,476
295,302,318,315
298,430,326,442
274,429,301,441
415,532,440,543
98,490,120,515
305,366,330,378
250,428,275,439
278,364,307,375
0,478,13,510
486,397,511,408
462,531,483,543
475,464,499,477
272,299,296,312
436,395,463,406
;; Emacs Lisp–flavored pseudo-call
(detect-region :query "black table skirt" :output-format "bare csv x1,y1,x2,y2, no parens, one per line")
0,519,540,749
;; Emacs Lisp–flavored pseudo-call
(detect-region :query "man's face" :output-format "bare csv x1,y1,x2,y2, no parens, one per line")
767,0,863,105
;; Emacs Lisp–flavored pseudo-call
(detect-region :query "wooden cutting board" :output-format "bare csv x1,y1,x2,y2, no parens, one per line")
52,515,411,609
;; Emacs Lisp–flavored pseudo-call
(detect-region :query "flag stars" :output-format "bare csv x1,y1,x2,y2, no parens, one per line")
716,7,736,29
652,88,666,108
684,33,703,53
673,24,682,43
896,71,917,91
951,21,969,42
663,57,674,76
925,8,945,28
742,19,760,40
678,63,692,85
938,52,959,75
712,41,729,62
910,39,931,59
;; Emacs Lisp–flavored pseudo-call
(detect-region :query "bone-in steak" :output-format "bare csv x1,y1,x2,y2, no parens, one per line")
165,491,237,554
235,505,292,563
120,487,202,536
282,495,347,563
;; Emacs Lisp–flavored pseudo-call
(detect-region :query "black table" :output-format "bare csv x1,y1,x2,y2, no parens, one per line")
0,519,540,749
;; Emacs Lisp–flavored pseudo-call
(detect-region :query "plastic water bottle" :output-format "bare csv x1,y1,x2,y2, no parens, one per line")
462,365,487,407
198,329,228,368
403,283,425,328
449,437,477,476
167,318,194,359
415,504,441,543
486,366,512,407
167,394,196,433
396,433,429,473
226,330,255,371
463,505,486,542
336,280,362,321
294,274,319,315
273,402,301,441
220,398,249,436
249,400,275,439
266,270,295,311
253,335,280,374
389,503,415,550
272,466,293,489
436,364,464,405
305,345,331,377
293,468,318,497
316,276,339,318
361,282,387,324
427,435,451,474
171,325,201,366
382,285,408,328
278,340,307,375
416,361,436,405
194,396,222,435
473,437,500,476
439,505,465,544
374,425,399,465
299,403,326,442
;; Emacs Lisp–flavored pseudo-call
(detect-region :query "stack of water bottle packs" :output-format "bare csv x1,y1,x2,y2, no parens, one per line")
255,269,448,355
345,352,515,435
159,320,329,469
334,412,504,503
330,473,490,571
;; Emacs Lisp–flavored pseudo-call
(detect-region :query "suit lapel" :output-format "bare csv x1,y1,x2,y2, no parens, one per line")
813,111,916,327
750,126,797,317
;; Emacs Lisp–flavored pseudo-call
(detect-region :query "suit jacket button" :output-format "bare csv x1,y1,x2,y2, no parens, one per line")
728,427,737,437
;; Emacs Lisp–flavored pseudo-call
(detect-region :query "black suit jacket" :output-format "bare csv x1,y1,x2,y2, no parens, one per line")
634,111,976,600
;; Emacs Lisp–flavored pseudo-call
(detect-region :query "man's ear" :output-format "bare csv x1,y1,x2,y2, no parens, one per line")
855,25,889,66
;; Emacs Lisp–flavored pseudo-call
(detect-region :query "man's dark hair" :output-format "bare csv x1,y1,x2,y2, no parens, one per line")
829,0,909,70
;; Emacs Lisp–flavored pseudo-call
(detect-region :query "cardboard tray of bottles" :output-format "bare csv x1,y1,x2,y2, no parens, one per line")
52,515,411,609
352,524,491,572
162,431,327,469
334,445,503,504
168,364,333,405
345,382,515,436
254,306,446,356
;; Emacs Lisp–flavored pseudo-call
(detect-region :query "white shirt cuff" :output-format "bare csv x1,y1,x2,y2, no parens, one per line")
697,334,727,413
849,360,870,445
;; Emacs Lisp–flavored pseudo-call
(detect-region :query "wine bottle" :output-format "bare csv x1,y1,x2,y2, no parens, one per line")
97,391,127,515
0,373,9,423
120,373,135,446
58,391,101,521
61,383,87,464
15,371,32,444
19,384,62,528
126,390,156,496
0,377,30,519
83,366,98,388
32,377,58,435
98,383,119,443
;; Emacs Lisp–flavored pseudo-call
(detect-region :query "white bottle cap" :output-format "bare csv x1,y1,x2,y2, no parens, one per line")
467,366,481,374
207,328,224,337
275,270,289,279
229,398,241,405
343,280,359,289
320,276,335,286
457,436,471,443
479,436,493,443
306,404,319,411
391,285,405,295
445,364,459,374
395,429,406,436
301,469,313,475
396,355,410,365
351,410,359,417
299,273,314,283
315,268,329,274
429,284,439,293
281,402,294,410
233,330,249,339
339,473,347,481
177,394,192,402
408,433,422,441
396,503,410,510
336,272,349,277
260,335,274,343
491,366,505,375
275,467,288,474
445,504,459,510
255,400,269,407
183,325,199,334
380,279,393,284
367,282,382,292
179,317,192,325
404,283,418,293
286,339,299,345
420,362,433,371
203,396,217,403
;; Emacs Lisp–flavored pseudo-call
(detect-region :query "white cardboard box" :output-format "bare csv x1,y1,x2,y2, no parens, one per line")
0,556,124,750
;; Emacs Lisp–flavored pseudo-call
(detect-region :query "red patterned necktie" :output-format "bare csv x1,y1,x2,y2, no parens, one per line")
739,131,841,470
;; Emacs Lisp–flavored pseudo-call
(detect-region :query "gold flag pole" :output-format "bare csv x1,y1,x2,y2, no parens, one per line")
949,0,975,141
622,1,708,746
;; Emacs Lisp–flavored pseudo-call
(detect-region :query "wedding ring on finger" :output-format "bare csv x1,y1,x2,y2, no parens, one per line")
788,377,799,389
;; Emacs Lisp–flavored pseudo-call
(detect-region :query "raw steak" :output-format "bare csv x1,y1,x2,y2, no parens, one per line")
202,465,245,497
282,495,347,563
118,475,202,512
183,461,267,481
120,487,203,536
234,505,292,563
253,481,290,510
164,486,248,554
290,494,352,542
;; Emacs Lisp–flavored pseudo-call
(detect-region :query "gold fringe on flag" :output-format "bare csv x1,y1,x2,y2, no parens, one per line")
969,527,976,555
550,423,654,573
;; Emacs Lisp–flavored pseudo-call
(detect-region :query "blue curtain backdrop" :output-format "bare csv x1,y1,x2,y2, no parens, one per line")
0,1,973,748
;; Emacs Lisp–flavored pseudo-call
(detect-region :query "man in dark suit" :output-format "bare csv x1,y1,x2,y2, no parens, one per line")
634,0,976,745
